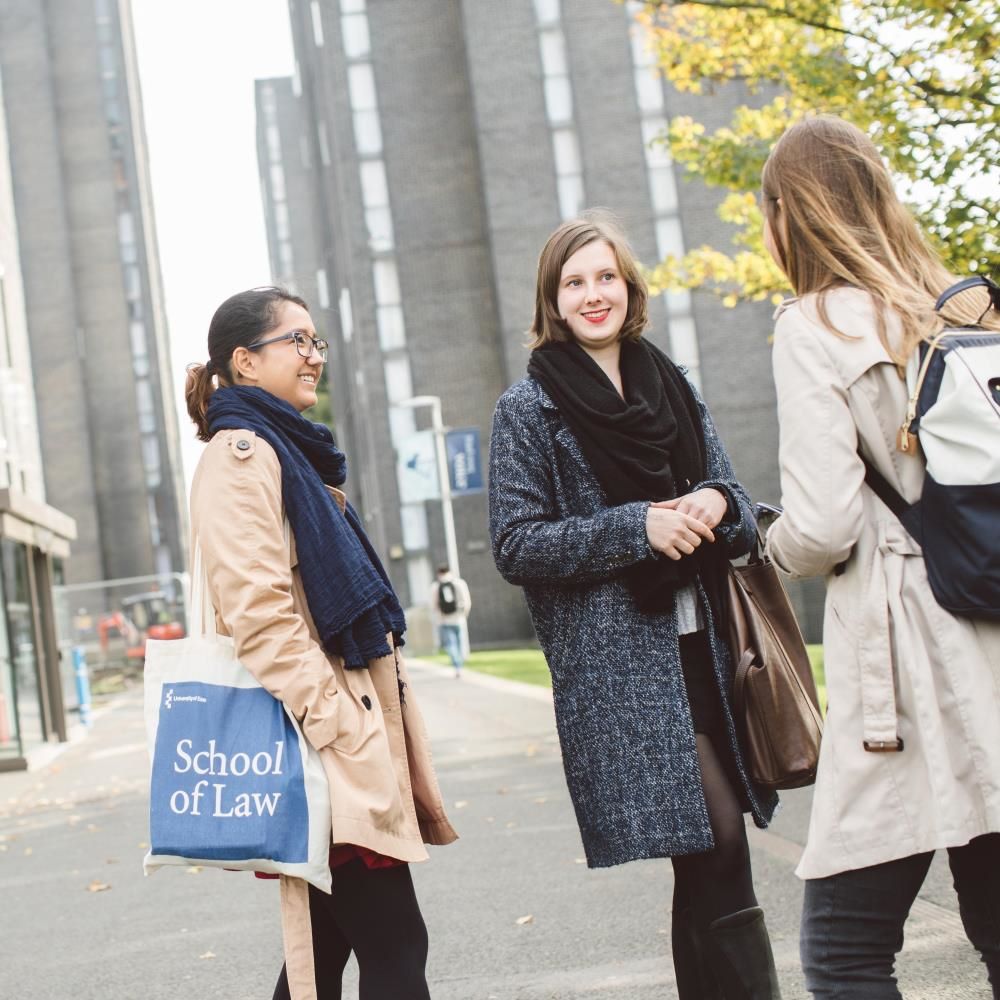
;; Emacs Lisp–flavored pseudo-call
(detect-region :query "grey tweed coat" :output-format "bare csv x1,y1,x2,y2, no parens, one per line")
489,376,778,868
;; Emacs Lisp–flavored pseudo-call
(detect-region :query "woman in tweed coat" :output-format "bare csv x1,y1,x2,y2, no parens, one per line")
489,212,780,1000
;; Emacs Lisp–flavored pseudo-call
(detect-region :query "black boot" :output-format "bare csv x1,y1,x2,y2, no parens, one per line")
671,907,722,1000
706,906,782,999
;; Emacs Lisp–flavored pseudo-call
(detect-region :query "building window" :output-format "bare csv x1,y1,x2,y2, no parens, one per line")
0,276,11,369
317,121,331,166
376,305,406,351
316,268,330,310
373,259,401,306
266,124,282,163
141,434,161,488
341,13,370,59
365,208,394,253
664,289,692,318
310,0,325,46
130,321,149,377
641,117,671,166
543,75,573,124
557,175,584,221
348,63,377,112
135,378,156,433
533,0,561,25
270,164,286,201
655,216,685,263
382,356,413,404
634,67,664,113
275,202,291,241
400,504,429,551
388,405,415,445
648,165,678,214
539,29,568,75
352,110,382,156
359,159,389,208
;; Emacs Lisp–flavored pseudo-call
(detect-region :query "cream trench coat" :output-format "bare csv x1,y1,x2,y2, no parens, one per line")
765,287,1000,880
189,428,457,1000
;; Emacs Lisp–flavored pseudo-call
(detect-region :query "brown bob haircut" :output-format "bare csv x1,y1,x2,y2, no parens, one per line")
528,209,649,350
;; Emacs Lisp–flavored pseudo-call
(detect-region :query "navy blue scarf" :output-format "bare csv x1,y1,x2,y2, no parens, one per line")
207,386,405,668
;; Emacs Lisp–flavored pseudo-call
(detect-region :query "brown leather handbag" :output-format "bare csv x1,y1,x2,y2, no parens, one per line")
727,525,823,790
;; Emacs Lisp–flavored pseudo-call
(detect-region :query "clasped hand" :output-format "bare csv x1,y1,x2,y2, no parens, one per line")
644,488,728,561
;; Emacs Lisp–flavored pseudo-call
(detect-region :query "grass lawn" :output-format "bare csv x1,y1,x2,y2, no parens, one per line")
422,644,827,711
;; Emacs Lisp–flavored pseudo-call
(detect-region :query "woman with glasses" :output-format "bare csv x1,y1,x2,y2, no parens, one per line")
185,286,457,1000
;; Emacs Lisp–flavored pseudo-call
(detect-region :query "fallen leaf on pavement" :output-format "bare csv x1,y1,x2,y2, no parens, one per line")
515,914,534,926
186,866,203,875
200,951,216,959
87,880,111,892
574,858,586,865
453,800,468,809
137,842,149,849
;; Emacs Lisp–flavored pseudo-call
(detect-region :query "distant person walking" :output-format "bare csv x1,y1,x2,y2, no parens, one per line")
184,286,457,1000
429,565,471,677
489,212,782,998
760,116,1000,999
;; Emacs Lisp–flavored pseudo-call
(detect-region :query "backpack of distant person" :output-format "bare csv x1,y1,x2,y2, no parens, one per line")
437,580,459,615
861,275,1000,621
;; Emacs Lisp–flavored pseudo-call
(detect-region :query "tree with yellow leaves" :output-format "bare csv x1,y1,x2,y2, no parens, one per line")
631,0,998,305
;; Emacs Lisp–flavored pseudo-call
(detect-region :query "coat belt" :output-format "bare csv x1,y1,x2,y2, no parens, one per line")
857,522,918,753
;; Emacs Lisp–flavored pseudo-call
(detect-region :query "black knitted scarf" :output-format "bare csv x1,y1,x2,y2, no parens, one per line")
528,337,725,613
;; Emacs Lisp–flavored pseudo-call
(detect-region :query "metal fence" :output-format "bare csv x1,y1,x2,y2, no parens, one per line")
53,573,189,710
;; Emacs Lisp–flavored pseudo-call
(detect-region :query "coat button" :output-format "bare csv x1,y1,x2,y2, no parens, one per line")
361,695,372,710
236,439,251,451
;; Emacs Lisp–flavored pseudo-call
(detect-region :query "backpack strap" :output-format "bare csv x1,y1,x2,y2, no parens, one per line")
859,454,923,546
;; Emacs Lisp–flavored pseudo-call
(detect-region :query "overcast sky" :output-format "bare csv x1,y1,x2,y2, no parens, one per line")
130,0,295,494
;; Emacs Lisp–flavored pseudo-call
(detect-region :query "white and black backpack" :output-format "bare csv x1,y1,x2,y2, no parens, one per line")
860,275,1000,621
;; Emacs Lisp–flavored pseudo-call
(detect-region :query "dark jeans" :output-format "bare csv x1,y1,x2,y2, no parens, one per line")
801,833,1000,999
271,859,430,1000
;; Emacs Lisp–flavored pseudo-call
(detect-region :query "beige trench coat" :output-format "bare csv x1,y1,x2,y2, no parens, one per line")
190,428,457,999
765,287,1000,880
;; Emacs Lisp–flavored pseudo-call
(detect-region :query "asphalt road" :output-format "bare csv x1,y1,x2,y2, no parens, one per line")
0,659,991,999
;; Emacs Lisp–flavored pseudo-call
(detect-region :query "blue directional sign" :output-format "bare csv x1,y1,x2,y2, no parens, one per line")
445,428,484,496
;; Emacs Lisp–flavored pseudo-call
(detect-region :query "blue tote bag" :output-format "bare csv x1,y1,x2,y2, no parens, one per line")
143,539,332,892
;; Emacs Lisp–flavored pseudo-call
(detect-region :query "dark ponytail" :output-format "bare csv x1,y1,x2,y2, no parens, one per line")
183,286,309,443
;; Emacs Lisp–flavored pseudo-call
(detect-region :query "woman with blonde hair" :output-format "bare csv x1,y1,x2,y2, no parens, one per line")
184,286,457,999
490,211,782,998
762,115,1000,998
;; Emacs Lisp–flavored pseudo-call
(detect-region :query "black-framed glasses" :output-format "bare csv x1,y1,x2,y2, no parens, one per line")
248,329,328,362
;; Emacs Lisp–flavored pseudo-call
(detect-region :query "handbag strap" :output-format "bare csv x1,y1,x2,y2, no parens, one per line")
189,519,292,641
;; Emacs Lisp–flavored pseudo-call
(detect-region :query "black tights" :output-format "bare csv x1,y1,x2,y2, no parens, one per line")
271,859,430,1000
671,732,758,928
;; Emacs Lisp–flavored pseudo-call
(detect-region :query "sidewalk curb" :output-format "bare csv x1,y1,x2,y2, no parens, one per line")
405,656,554,705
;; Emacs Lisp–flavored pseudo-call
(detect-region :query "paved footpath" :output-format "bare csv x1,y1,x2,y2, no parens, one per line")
0,658,990,999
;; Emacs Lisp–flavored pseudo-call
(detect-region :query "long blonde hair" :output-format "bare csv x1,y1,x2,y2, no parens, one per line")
761,116,998,367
